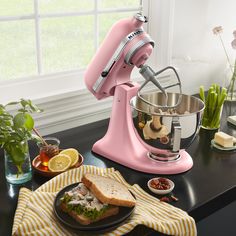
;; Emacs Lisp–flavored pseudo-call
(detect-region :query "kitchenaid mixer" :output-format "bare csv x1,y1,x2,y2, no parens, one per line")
84,13,204,174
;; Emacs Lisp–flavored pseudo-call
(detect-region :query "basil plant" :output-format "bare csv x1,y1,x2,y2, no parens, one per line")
0,99,42,175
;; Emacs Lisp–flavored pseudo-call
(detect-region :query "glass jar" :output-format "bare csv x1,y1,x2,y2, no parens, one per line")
224,64,236,101
37,137,60,167
4,141,32,184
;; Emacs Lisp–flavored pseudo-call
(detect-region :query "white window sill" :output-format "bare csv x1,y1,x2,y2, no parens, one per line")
0,70,86,104
0,67,172,136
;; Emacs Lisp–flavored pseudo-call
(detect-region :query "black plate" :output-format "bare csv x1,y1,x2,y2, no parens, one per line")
53,183,135,232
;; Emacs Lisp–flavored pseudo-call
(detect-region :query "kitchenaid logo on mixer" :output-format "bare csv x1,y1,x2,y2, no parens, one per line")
127,29,143,40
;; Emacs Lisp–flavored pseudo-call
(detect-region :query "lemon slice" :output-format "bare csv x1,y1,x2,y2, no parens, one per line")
60,148,79,167
48,154,71,172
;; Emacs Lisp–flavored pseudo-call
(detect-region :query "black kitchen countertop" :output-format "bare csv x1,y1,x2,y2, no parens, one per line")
0,101,236,236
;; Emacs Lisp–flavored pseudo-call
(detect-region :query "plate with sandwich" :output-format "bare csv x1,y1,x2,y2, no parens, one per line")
53,173,136,233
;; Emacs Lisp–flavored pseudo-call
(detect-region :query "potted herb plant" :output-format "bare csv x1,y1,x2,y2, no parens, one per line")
0,99,42,184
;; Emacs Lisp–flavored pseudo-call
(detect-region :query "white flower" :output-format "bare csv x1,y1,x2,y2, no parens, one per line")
213,27,236,100
232,31,236,50
212,26,223,35
233,30,236,39
212,26,231,66
231,39,236,50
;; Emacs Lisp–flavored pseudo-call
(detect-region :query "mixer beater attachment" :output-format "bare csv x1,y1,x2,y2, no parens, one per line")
138,65,182,109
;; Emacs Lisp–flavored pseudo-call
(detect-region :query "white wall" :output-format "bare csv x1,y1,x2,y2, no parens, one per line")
172,0,236,94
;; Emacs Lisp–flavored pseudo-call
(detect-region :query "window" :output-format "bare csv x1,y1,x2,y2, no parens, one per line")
0,0,144,80
0,0,174,134
0,0,146,102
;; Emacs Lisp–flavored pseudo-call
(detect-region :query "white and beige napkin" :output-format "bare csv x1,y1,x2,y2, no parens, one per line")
12,165,197,236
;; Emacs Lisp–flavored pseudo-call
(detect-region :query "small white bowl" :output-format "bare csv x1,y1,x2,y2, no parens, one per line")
147,177,175,195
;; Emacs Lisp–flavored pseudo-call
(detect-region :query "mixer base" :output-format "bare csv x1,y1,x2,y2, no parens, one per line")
93,139,193,174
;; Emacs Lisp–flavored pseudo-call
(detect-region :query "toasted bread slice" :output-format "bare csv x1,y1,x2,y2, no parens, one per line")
60,203,119,225
82,173,136,207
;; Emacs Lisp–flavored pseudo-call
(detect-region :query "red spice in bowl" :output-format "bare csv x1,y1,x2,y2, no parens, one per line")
148,177,174,195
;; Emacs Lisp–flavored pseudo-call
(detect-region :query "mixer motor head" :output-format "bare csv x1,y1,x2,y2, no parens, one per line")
84,13,154,100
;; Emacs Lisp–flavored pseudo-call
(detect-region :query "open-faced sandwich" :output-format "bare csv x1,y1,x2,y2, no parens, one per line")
60,173,136,225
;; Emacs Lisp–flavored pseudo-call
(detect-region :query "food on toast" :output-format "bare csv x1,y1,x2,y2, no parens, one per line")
60,174,136,225
82,173,136,207
60,182,119,225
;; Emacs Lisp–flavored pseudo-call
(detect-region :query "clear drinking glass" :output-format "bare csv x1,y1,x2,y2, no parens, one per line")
224,65,236,102
201,105,223,130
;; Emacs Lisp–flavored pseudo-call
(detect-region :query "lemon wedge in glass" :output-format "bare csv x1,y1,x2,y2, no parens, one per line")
60,148,79,167
48,154,71,172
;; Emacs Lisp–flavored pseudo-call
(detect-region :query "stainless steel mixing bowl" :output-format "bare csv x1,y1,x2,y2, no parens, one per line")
130,92,205,161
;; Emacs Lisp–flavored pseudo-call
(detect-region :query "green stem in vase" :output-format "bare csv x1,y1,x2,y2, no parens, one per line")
199,85,227,129
228,60,236,100
16,164,23,178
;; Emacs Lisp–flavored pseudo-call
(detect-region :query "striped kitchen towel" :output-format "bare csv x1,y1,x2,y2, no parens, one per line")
12,165,197,236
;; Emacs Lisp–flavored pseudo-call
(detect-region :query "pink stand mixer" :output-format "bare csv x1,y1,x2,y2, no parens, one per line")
84,13,204,174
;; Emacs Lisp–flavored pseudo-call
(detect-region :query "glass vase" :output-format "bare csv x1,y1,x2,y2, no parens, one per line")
224,64,236,101
4,141,32,184
201,105,223,130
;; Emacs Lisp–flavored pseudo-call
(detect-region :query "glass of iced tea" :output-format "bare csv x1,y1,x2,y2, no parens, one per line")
38,137,60,167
